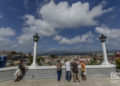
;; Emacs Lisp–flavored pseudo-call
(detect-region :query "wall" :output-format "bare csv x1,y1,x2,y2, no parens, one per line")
0,65,116,82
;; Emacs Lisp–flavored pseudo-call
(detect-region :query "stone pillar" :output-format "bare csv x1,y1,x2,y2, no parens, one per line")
101,42,110,65
30,42,37,68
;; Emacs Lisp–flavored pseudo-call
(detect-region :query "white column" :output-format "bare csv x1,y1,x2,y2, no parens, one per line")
30,42,37,68
101,42,111,65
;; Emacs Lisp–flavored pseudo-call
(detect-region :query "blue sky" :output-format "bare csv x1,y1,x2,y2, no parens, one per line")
0,0,120,53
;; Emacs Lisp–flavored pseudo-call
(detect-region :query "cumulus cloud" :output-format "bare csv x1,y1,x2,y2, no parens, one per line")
0,27,15,37
18,15,56,44
18,0,112,45
40,1,112,28
96,26,120,39
0,27,16,50
54,31,94,44
96,26,120,48
0,37,10,43
0,27,31,52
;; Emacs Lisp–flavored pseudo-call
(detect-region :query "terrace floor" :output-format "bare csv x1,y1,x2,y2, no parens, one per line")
0,77,120,86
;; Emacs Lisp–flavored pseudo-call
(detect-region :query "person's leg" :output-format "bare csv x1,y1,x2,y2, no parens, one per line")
66,71,70,81
22,68,25,77
14,75,18,82
83,74,87,81
57,71,60,81
68,71,71,81
19,69,23,80
22,68,25,76
76,73,80,82
84,75,87,80
81,71,84,80
84,71,87,80
14,71,18,81
82,71,87,81
66,71,68,80
73,73,76,82
59,70,62,81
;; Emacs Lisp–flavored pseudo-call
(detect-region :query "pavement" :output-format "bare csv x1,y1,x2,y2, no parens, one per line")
0,77,120,86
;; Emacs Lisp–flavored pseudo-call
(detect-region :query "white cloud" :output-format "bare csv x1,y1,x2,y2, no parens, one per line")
0,27,16,50
96,26,120,49
0,37,10,43
54,31,94,44
0,27,15,37
18,15,56,44
18,0,112,45
96,26,120,39
40,1,112,28
0,27,15,42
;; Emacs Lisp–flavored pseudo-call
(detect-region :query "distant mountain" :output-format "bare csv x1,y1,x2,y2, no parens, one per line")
39,50,96,55
38,49,120,55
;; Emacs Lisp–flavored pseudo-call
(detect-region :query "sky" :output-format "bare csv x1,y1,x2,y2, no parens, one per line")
0,0,120,53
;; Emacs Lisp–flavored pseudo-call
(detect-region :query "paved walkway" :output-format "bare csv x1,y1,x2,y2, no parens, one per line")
0,78,120,86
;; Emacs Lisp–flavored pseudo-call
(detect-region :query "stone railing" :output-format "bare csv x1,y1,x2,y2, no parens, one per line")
0,65,116,82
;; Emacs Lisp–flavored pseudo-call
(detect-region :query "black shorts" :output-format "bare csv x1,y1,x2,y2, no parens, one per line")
72,69,78,74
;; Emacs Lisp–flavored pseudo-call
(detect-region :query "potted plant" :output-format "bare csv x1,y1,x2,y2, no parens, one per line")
115,58,120,72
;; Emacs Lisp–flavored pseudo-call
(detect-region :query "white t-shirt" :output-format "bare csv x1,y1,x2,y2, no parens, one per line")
65,61,71,71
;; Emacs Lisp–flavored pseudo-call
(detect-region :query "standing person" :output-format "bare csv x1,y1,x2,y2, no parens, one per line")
65,58,72,82
80,60,87,81
56,60,62,81
71,60,80,82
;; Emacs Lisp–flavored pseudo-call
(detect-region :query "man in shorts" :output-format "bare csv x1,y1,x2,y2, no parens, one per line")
71,60,80,82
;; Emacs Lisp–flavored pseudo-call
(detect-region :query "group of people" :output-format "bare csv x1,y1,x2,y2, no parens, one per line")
56,58,86,82
14,59,86,82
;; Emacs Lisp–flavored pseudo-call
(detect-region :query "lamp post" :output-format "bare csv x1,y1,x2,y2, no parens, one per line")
30,33,39,68
99,34,110,65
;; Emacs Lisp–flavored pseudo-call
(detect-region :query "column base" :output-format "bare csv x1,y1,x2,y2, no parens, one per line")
101,61,112,66
29,63,38,69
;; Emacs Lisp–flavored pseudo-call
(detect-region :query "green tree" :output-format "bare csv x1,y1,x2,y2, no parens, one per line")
37,57,44,65
37,58,40,64
27,56,33,66
116,58,120,69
